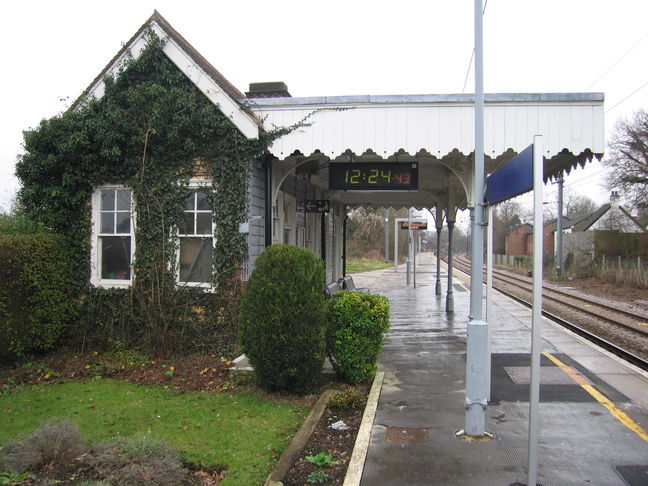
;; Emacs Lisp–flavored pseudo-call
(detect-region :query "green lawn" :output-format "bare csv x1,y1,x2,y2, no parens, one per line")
346,258,393,274
0,379,306,486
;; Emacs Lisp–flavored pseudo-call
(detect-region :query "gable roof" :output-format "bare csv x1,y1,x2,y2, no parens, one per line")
619,206,648,232
566,203,647,232
506,223,532,235
73,11,259,139
569,203,611,231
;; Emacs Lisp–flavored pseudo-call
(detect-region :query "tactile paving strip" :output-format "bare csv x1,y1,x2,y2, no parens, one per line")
504,366,593,385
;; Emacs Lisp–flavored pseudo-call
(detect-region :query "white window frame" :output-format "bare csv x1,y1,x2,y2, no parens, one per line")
90,185,136,289
176,179,215,289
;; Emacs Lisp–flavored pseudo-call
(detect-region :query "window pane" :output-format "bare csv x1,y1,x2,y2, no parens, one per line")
196,213,212,234
179,238,213,283
116,189,131,210
182,213,195,235
196,191,210,210
100,213,114,233
100,189,115,211
101,236,131,280
184,193,195,210
116,212,130,233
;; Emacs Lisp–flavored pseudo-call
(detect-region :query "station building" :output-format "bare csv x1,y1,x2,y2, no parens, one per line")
74,11,605,291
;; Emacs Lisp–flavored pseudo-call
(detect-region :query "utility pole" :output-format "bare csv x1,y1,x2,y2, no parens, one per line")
556,175,564,276
465,0,488,437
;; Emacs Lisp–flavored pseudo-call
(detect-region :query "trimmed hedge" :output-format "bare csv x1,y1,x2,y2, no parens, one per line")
238,245,326,393
0,234,78,362
325,291,390,384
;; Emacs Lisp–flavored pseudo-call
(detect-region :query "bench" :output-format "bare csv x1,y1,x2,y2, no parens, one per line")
339,275,369,293
324,280,342,299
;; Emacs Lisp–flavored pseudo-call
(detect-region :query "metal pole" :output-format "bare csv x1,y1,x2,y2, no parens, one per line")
465,0,488,437
394,219,399,272
556,175,564,276
343,215,348,277
385,208,390,263
446,217,455,313
435,206,443,296
406,208,412,285
413,230,417,288
486,205,493,402
528,136,544,486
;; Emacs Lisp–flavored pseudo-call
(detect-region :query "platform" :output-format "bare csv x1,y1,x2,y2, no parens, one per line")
351,254,648,486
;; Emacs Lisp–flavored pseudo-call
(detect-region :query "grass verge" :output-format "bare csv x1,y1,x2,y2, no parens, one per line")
0,379,306,485
346,259,392,274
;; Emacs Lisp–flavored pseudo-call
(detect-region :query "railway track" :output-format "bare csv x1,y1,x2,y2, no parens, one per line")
450,254,648,371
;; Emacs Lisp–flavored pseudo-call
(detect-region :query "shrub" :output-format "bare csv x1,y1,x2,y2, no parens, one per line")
238,245,326,393
325,291,390,384
0,234,78,362
0,419,87,474
329,385,365,409
88,437,191,486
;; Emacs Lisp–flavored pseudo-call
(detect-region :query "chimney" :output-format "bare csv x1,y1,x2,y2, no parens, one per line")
610,190,621,210
245,82,291,98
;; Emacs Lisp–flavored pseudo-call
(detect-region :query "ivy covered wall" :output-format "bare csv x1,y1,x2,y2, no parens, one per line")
15,33,281,355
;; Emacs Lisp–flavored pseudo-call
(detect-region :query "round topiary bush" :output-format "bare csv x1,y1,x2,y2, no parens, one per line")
325,291,390,385
238,245,326,393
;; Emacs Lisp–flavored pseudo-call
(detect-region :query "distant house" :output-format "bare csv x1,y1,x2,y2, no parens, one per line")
505,219,571,259
565,192,647,234
505,223,532,256
531,217,573,260
560,192,648,265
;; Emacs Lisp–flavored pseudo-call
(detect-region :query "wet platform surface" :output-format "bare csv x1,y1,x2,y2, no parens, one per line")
352,254,648,486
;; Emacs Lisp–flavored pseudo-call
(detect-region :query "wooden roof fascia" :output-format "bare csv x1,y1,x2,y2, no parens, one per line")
71,11,259,139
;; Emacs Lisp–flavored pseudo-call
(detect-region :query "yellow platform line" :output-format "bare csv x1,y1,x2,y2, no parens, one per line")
542,352,648,442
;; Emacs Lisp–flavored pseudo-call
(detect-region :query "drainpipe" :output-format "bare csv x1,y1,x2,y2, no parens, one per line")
265,156,273,248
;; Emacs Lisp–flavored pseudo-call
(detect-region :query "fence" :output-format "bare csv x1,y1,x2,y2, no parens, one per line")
594,255,648,289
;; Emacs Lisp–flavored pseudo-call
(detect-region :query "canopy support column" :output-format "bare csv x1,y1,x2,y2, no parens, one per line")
435,207,443,296
446,215,455,313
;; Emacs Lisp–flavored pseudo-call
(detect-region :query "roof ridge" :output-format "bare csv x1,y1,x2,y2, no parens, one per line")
72,10,246,111
150,11,245,101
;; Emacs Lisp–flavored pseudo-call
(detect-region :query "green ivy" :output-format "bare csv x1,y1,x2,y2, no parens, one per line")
14,31,284,355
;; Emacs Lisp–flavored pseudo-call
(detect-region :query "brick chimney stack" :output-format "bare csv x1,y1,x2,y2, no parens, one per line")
610,190,621,210
245,82,291,98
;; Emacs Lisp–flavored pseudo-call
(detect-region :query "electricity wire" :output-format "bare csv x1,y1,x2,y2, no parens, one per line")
585,29,648,91
605,79,648,114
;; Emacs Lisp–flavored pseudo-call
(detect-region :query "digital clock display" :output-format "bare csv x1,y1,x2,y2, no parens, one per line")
329,162,418,190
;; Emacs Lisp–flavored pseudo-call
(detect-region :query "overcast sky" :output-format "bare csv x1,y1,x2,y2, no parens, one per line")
2,0,648,213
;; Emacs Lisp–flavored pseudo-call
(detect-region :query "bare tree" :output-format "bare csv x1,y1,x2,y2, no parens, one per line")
496,200,529,228
605,109,648,211
565,194,597,220
543,192,597,222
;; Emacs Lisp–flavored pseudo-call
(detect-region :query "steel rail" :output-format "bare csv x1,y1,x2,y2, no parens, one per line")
449,257,648,371
454,256,648,337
